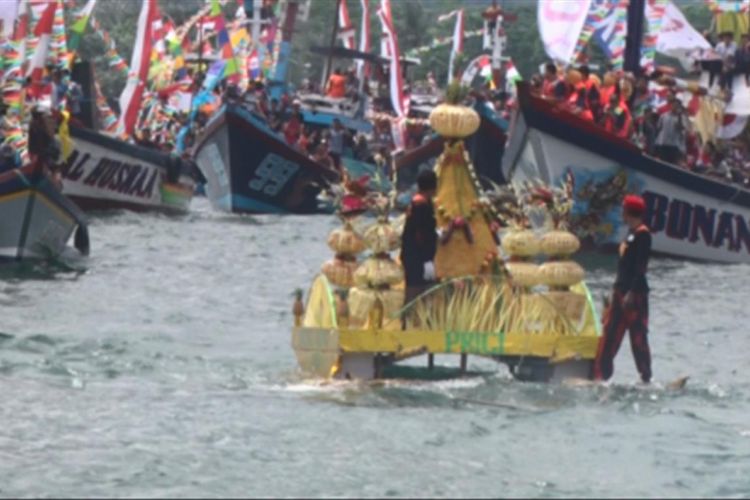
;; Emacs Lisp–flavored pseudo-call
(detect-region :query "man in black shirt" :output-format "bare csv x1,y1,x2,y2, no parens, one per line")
594,194,652,383
400,170,438,306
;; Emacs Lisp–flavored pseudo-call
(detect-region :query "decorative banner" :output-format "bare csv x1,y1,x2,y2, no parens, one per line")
406,29,483,58
716,113,749,139
90,16,131,79
641,0,669,73
651,1,711,69
571,1,627,67
95,80,118,134
538,0,592,64
50,0,67,68
0,1,18,38
68,0,96,53
704,0,750,13
460,54,491,87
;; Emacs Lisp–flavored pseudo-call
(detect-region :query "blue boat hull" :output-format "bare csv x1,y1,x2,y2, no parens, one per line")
194,104,340,215
0,165,89,261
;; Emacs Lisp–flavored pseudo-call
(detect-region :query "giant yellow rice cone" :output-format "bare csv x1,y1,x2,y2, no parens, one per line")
433,141,497,279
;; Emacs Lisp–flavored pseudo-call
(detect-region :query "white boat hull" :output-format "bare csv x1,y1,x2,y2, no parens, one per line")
503,84,750,263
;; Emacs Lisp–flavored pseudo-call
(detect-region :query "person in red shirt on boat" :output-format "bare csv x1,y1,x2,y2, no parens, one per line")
594,194,652,384
400,169,439,307
569,83,594,122
542,62,568,102
602,92,632,140
326,68,347,99
283,101,303,146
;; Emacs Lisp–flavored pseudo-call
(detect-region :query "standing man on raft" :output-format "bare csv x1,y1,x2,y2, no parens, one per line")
594,194,652,383
400,170,438,306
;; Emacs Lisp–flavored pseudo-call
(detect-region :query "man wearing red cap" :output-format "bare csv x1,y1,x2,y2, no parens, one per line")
594,194,652,383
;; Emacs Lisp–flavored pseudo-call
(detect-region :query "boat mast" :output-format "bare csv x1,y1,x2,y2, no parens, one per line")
321,0,342,91
270,0,301,99
623,0,646,75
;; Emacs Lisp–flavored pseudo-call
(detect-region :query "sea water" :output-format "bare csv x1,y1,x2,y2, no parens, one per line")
0,198,748,498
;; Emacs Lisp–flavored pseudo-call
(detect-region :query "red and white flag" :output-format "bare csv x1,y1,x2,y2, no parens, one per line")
378,0,392,58
25,1,55,83
356,0,370,80
377,7,408,151
338,0,355,50
117,0,158,137
13,0,29,67
439,9,464,84
717,113,749,140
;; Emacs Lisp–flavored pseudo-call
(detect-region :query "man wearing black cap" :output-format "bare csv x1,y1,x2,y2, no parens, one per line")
594,194,652,383
401,169,438,306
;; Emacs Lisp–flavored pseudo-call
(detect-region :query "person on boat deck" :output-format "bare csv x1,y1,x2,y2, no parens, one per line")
28,104,56,163
734,34,750,85
328,119,345,173
136,129,159,150
400,169,438,306
578,65,601,115
654,96,689,165
594,195,652,384
0,142,21,174
714,31,737,91
569,84,594,122
326,68,347,99
283,103,303,146
542,63,566,101
603,92,632,140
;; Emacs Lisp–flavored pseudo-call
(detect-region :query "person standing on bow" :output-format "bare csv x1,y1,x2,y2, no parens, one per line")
400,170,439,306
594,195,652,384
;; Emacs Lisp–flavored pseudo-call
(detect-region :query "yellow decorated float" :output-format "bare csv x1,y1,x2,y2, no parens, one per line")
292,83,601,382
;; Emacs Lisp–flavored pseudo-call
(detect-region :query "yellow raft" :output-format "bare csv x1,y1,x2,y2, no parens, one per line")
292,274,601,383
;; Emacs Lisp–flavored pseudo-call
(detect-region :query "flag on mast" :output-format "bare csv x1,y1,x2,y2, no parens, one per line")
68,0,96,52
356,0,370,80
116,0,159,137
26,1,56,83
338,0,355,50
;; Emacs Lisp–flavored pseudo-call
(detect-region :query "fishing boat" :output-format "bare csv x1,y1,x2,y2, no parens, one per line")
292,89,600,383
59,126,195,214
503,82,750,264
193,103,340,214
0,164,89,261
501,0,750,264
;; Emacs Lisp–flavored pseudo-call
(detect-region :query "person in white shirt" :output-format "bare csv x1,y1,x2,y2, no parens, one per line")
715,31,737,91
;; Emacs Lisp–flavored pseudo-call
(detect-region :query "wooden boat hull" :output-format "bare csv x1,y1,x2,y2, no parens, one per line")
502,83,750,263
0,165,89,261
61,126,194,214
194,104,340,214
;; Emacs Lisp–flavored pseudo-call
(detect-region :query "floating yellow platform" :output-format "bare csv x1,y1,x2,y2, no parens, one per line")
292,275,601,382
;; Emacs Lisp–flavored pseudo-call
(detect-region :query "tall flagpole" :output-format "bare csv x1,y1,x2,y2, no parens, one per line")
624,0,646,75
321,0,341,91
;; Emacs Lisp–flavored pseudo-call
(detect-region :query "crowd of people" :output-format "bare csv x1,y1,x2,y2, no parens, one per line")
526,55,750,188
